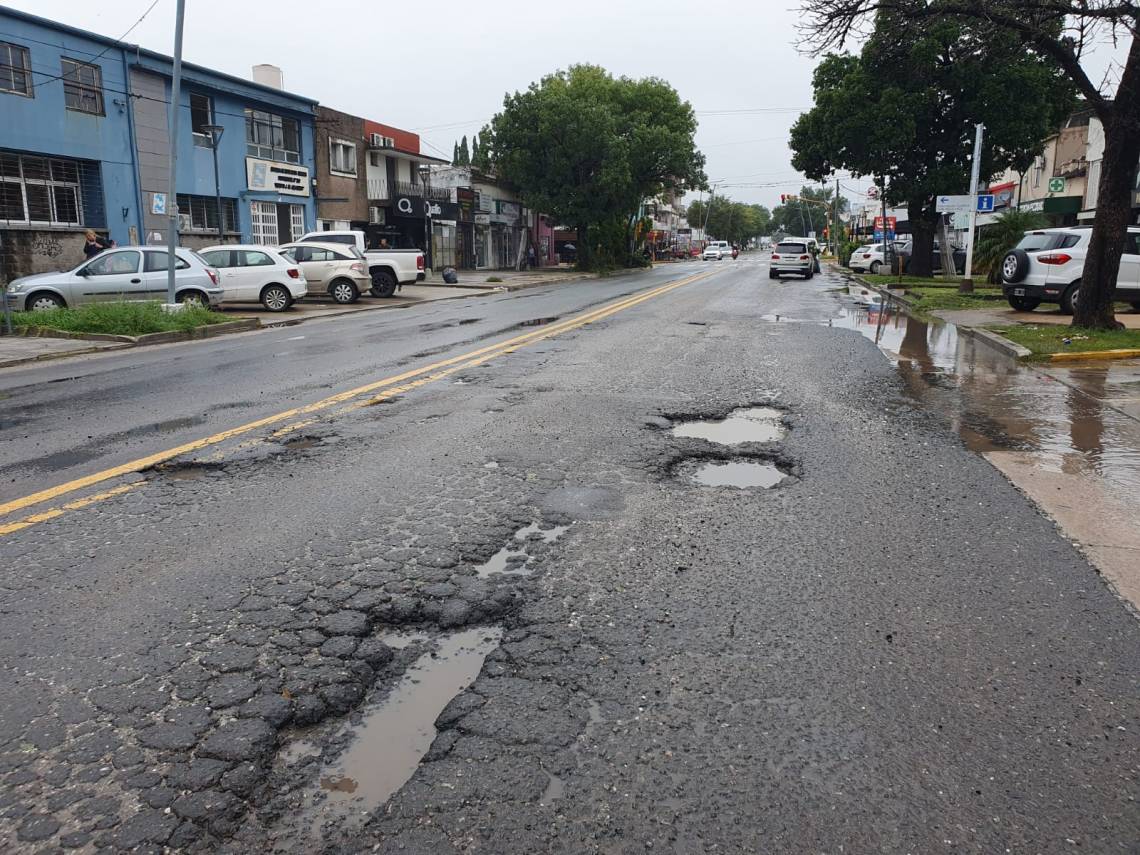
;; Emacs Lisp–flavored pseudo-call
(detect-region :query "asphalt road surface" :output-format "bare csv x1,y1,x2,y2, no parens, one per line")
0,257,1136,853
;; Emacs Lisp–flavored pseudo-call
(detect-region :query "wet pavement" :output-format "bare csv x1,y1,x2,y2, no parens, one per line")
0,256,1137,853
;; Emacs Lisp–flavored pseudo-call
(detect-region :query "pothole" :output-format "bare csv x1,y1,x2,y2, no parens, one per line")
299,627,503,834
693,460,789,489
671,407,785,444
474,521,570,578
516,316,560,328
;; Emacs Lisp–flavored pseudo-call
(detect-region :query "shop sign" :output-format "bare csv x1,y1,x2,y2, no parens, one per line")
393,196,460,220
474,213,491,225
1021,199,1045,212
497,201,520,219
457,187,475,222
247,158,310,197
1048,177,1066,194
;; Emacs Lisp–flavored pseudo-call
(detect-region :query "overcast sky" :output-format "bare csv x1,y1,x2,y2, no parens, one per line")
9,0,1132,212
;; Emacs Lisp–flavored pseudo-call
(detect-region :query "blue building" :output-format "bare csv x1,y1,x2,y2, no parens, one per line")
0,5,317,281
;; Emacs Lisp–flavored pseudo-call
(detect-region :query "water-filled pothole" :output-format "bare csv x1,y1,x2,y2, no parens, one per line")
693,460,789,489
302,627,502,832
474,521,570,578
517,316,560,328
672,407,784,444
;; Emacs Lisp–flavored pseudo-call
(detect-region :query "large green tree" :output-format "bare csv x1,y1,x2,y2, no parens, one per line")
687,197,772,245
769,186,847,239
485,65,706,268
791,12,1072,278
800,0,1137,328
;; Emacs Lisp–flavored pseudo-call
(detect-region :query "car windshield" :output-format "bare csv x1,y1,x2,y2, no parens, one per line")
776,243,806,253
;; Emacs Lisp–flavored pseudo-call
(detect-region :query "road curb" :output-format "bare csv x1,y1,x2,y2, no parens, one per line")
957,326,1033,359
1048,347,1140,362
0,342,134,369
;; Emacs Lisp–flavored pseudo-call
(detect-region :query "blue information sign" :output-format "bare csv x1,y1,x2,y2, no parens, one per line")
976,194,995,213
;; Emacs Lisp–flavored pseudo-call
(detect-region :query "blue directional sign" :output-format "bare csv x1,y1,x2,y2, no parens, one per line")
976,194,995,213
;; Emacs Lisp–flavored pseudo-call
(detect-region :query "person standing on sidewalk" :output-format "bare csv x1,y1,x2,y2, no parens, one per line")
527,244,536,269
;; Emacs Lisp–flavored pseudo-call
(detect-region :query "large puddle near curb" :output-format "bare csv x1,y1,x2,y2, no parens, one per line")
672,407,785,444
693,460,788,489
304,627,503,832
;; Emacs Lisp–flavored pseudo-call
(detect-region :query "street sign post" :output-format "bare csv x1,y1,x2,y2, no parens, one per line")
936,194,974,214
975,194,995,213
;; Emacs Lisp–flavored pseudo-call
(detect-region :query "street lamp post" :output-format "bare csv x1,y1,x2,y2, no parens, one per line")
418,163,432,273
202,124,225,243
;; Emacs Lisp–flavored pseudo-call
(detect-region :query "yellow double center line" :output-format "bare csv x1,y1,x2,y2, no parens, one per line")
0,269,713,536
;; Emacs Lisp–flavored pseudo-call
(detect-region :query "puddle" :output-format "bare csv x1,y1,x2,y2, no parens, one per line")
693,460,788,489
516,316,560,327
305,627,503,829
475,522,569,577
671,407,785,444
540,772,565,806
474,545,531,578
281,436,319,452
822,295,1140,505
381,631,429,650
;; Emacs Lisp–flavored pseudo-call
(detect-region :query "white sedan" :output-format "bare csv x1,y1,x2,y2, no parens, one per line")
848,243,893,274
199,245,307,312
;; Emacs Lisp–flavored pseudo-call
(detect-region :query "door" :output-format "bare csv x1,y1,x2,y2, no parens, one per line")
199,249,240,298
276,204,293,244
302,247,337,288
250,201,279,245
234,248,278,300
75,250,143,304
142,250,193,298
1117,232,1140,299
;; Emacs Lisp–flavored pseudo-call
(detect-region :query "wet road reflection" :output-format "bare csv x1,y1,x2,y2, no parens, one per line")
798,302,1140,505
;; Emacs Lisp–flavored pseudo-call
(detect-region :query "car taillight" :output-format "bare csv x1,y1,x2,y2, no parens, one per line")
350,262,366,274
800,255,809,260
862,254,871,258
287,268,301,279
771,254,780,259
206,268,218,285
416,255,424,270
1038,253,1072,265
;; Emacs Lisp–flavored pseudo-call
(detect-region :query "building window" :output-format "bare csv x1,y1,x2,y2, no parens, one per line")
0,42,32,97
329,139,357,176
61,58,104,115
245,109,300,163
0,151,86,226
190,93,213,146
176,193,237,232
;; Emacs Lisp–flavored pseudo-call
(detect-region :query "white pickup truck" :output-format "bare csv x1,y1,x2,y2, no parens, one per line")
298,231,424,297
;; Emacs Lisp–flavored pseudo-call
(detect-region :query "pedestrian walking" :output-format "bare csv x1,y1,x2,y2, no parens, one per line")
527,244,536,269
83,230,114,260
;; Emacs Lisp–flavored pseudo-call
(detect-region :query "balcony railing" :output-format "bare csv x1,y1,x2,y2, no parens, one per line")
367,178,390,201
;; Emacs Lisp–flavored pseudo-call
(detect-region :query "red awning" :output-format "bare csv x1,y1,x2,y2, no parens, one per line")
988,181,1016,193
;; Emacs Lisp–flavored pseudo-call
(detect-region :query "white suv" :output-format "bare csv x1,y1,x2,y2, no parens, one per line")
703,241,731,260
1001,226,1140,313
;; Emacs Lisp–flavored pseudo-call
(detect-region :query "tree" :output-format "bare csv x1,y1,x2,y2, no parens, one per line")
452,141,459,164
470,133,481,167
688,197,772,245
791,12,1072,278
457,135,470,166
485,65,706,268
769,186,846,239
799,0,1139,327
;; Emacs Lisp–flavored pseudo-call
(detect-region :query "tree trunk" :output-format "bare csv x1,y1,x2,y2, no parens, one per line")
1074,43,1140,329
907,201,937,278
577,223,590,270
936,217,958,283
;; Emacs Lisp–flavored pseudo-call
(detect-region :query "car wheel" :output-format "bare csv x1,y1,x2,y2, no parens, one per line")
369,271,397,298
1001,249,1030,283
176,290,209,307
805,268,814,280
27,292,65,311
330,279,359,304
1007,295,1041,312
1061,283,1079,315
869,261,881,275
768,270,778,279
260,284,292,312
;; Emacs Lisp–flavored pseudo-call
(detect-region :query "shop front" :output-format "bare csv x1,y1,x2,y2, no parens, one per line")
490,200,524,269
1020,195,1082,226
387,194,460,270
245,157,314,245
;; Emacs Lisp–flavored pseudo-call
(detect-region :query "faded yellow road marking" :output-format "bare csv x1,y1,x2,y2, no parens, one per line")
0,269,715,531
0,482,143,536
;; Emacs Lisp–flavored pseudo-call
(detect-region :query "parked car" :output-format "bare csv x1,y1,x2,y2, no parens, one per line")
895,239,966,275
1000,226,1140,313
279,242,372,305
298,230,423,296
198,245,307,312
4,247,222,311
769,240,814,279
703,241,732,260
848,243,893,274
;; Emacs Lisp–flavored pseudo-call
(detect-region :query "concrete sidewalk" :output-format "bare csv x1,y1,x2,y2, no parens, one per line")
0,334,129,368
420,267,595,290
936,305,1140,329
223,284,497,324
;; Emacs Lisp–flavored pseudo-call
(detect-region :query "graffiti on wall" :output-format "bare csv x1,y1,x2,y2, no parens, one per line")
31,234,65,258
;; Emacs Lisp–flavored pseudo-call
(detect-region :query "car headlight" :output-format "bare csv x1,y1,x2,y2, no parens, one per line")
7,283,25,293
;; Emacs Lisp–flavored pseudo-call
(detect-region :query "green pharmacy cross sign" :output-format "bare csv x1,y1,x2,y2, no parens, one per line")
1048,177,1066,194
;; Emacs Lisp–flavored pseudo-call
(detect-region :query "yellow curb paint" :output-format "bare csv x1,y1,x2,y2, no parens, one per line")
1048,348,1140,362
0,270,715,527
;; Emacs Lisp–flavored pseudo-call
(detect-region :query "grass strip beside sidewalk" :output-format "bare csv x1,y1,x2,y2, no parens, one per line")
13,302,230,337
990,324,1140,357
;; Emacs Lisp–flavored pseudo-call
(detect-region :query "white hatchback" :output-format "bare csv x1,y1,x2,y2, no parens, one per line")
199,245,308,312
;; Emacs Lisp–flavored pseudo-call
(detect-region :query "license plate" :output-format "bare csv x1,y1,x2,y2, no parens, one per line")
1012,288,1025,296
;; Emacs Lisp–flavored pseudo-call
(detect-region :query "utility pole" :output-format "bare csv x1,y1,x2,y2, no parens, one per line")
164,0,186,309
834,176,841,256
961,123,985,294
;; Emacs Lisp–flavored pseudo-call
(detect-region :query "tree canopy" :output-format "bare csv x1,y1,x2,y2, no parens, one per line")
686,196,771,245
790,11,1073,276
768,186,847,239
485,65,706,268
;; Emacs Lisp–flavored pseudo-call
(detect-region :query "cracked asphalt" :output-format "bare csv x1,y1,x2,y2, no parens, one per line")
0,257,1137,853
